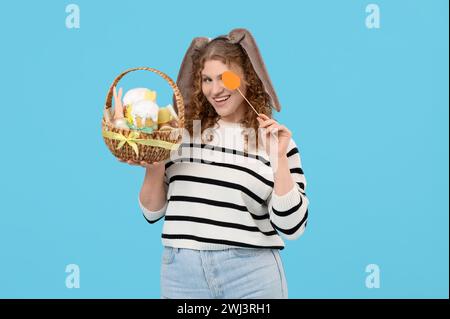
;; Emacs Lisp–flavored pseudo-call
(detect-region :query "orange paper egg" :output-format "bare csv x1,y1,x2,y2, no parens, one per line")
221,71,241,90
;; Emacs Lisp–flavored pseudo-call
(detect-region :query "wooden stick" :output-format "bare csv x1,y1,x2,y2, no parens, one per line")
237,88,278,142
237,88,259,116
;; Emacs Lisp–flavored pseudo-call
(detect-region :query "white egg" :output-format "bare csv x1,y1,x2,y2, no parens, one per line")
113,118,129,129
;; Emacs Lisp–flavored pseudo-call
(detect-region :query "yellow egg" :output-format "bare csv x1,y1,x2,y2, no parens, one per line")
158,108,171,124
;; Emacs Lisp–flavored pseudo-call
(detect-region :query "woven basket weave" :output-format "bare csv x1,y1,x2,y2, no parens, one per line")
102,67,185,162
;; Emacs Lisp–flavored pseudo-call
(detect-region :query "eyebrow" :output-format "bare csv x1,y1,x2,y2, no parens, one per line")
201,73,222,80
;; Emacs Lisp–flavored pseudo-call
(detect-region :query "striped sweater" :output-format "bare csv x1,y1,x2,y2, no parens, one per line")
139,119,309,250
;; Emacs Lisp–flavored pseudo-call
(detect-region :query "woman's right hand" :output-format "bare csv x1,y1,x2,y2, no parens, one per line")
118,158,165,171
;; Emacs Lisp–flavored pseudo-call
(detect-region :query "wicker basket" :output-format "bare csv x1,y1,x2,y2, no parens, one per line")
102,67,185,162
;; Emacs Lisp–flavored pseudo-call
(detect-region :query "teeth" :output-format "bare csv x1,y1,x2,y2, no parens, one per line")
214,96,230,102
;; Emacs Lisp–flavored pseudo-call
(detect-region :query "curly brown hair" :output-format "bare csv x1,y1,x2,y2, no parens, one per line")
185,37,273,152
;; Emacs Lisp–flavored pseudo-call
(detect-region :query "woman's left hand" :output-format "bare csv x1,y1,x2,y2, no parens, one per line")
257,113,292,158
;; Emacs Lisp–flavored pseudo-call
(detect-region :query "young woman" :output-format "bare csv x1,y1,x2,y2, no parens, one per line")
123,29,309,299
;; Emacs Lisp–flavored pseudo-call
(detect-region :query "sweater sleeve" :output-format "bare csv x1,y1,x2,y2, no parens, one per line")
267,139,309,240
139,170,169,224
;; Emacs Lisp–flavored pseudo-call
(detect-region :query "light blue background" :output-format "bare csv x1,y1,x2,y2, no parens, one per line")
0,0,448,298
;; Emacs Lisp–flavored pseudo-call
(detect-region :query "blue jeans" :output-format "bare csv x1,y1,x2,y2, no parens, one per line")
160,247,288,299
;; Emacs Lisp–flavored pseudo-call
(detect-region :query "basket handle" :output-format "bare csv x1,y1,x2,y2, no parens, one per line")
104,67,185,129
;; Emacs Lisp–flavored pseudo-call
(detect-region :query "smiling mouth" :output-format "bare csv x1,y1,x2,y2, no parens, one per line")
213,95,231,102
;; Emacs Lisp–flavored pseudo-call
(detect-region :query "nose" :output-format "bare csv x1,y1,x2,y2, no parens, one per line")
211,80,225,96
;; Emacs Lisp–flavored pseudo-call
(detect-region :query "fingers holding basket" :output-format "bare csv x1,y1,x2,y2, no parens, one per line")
138,160,161,168
117,158,163,168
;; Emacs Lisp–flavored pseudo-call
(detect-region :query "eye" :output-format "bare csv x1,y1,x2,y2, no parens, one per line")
202,78,212,83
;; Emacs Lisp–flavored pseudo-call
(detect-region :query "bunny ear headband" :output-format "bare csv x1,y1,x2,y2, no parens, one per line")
173,28,281,117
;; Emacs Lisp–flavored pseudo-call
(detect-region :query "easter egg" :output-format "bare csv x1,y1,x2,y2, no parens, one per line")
113,118,129,129
222,71,241,90
158,108,171,124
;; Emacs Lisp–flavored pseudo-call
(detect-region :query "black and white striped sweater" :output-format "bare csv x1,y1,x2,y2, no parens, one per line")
139,119,309,250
